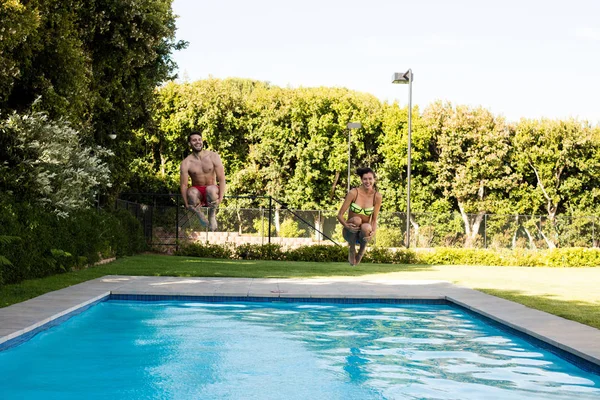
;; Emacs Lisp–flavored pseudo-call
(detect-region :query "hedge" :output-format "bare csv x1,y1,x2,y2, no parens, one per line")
0,200,146,286
175,242,600,267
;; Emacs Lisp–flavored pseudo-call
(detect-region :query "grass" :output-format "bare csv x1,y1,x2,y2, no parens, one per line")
1,253,599,330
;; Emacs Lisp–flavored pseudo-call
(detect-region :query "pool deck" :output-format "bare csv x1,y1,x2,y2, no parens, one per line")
1,275,599,368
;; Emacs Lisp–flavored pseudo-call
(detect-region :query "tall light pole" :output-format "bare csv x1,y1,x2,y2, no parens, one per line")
392,69,413,248
346,122,362,192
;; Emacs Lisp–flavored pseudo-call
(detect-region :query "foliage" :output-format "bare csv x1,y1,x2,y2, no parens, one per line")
286,245,347,262
233,243,285,261
0,193,146,286
373,226,404,248
424,102,515,247
363,247,417,264
173,239,600,267
0,110,112,217
416,247,600,267
278,219,307,238
0,0,186,197
174,242,234,259
511,119,600,247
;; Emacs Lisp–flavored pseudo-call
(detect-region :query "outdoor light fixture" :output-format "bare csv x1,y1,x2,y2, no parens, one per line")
347,122,362,192
108,133,117,140
392,69,413,248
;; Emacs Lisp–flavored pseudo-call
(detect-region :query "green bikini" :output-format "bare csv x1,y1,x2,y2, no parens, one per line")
349,189,376,217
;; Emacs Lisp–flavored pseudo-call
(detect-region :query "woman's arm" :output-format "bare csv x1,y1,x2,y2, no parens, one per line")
369,192,383,235
337,189,358,230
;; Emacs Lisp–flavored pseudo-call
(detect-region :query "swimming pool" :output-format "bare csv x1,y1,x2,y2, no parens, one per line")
1,299,599,399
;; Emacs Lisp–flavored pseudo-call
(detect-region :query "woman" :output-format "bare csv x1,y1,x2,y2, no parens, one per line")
337,167,383,266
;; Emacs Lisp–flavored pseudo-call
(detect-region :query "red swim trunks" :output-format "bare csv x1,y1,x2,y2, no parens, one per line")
191,185,208,206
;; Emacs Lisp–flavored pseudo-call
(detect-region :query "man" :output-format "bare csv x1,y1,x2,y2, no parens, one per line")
180,131,226,231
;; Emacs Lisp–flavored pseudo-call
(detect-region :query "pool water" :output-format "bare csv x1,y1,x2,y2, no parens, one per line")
0,300,599,399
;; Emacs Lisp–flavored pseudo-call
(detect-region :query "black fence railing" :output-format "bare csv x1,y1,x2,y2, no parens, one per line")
117,194,600,251
117,194,341,251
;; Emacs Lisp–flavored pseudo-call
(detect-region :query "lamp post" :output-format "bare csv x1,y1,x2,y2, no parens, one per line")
392,69,413,248
346,122,362,192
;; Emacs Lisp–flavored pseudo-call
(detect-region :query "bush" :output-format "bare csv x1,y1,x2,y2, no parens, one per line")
234,244,284,260
286,245,347,262
414,247,600,267
279,219,306,238
175,242,234,259
0,194,147,286
543,248,600,267
168,235,600,267
418,248,505,266
373,226,404,248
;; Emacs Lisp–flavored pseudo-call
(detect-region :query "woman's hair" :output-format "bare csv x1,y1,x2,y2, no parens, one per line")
356,167,376,178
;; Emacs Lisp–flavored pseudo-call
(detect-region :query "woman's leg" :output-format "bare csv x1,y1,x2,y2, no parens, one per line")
343,216,363,265
355,223,373,265
342,227,359,265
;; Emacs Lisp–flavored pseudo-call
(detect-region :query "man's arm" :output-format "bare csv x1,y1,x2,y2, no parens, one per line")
180,160,190,208
213,153,226,202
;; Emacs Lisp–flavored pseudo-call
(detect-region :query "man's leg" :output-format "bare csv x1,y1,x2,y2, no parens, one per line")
205,185,220,232
187,187,209,227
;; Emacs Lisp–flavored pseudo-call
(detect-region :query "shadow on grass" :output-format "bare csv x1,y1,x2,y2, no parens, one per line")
476,288,600,330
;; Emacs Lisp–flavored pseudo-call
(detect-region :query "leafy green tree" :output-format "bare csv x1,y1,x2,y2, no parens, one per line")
0,0,40,103
425,101,514,247
512,118,600,247
1,0,186,197
0,110,112,216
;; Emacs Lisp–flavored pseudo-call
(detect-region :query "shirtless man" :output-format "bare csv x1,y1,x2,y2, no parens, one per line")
180,131,226,231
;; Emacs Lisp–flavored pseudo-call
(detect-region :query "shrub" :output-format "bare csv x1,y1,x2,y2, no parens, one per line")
373,226,404,248
175,242,233,259
543,248,600,267
363,247,394,263
252,217,269,236
0,194,147,286
286,245,347,262
418,248,505,266
234,244,284,260
279,219,306,238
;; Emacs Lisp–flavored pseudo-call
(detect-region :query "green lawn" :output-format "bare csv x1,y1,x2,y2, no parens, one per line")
2,254,599,330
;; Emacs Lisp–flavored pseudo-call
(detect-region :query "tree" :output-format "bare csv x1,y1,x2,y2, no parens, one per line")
426,101,514,247
512,118,600,248
0,110,112,217
1,0,186,196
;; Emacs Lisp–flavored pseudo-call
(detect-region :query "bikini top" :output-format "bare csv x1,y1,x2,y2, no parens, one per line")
349,188,376,216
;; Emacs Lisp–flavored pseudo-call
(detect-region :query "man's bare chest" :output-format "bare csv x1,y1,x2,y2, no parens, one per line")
187,157,214,175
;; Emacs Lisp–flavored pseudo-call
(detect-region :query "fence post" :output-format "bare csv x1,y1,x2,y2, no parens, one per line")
176,195,180,252
318,210,322,244
261,207,265,245
593,217,596,248
268,196,272,244
484,214,487,249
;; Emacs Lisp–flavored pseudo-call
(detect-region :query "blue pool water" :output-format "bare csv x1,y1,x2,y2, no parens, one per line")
0,300,599,399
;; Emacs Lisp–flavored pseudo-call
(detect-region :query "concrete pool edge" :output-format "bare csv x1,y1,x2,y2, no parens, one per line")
1,275,599,371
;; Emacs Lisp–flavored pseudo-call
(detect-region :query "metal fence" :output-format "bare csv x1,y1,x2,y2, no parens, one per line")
117,194,600,251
